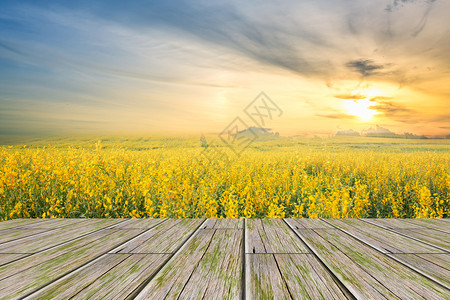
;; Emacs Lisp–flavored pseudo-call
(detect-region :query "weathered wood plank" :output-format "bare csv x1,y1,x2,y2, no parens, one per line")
17,218,86,229
299,228,449,299
0,219,48,230
246,219,309,253
73,254,169,300
0,219,124,253
285,218,334,229
179,229,243,299
202,218,242,229
107,218,164,229
327,219,444,253
393,228,450,252
389,253,450,287
135,230,216,299
201,219,217,229
26,253,170,300
362,218,424,229
294,229,397,299
0,229,48,244
0,229,144,299
275,254,347,299
405,219,450,233
113,219,203,253
0,254,29,266
246,254,291,299
416,253,450,270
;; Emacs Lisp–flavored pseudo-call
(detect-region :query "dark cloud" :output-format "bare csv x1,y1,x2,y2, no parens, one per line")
346,59,387,77
372,99,450,124
334,94,366,100
316,113,357,119
372,100,413,115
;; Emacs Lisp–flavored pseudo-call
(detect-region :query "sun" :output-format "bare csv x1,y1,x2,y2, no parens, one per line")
344,99,378,121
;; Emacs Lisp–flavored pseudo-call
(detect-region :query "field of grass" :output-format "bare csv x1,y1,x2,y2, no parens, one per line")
0,136,449,220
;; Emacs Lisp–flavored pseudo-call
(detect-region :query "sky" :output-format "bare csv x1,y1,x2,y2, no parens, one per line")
0,0,449,138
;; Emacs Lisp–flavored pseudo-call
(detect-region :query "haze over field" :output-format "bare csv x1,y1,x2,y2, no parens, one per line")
0,0,449,140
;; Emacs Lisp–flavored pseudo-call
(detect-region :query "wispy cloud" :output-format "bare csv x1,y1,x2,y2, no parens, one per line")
0,0,449,136
316,113,357,119
334,94,367,100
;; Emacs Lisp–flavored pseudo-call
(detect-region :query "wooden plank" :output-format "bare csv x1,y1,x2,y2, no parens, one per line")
246,219,309,253
416,253,450,271
0,229,144,299
202,218,242,229
113,219,203,253
0,219,124,253
179,229,243,299
26,253,170,300
285,218,334,229
135,230,216,299
0,229,47,244
275,254,347,299
393,228,450,252
295,229,397,299
0,254,29,266
0,219,48,230
107,218,164,229
201,219,217,229
389,253,450,287
327,219,444,253
405,219,450,233
363,218,424,229
299,228,449,299
246,254,291,299
17,218,85,229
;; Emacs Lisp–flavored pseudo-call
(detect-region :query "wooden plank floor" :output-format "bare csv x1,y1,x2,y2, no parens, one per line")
0,219,448,299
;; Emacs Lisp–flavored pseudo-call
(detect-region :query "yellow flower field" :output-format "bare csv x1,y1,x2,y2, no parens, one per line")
1,136,449,220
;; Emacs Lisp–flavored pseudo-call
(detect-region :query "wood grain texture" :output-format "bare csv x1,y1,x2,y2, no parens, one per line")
135,229,215,299
16,218,86,229
26,253,170,300
0,218,447,299
405,219,450,233
107,218,164,229
389,253,450,287
0,253,29,266
327,219,444,253
0,219,48,230
246,219,309,253
246,254,291,300
0,229,144,299
0,219,124,253
202,218,243,229
275,254,347,299
295,229,397,299
299,228,449,299
113,219,203,254
285,218,335,229
179,229,243,299
393,228,450,252
362,218,425,229
136,229,243,299
0,229,47,244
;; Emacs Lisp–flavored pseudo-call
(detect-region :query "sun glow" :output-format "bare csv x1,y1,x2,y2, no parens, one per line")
344,99,378,121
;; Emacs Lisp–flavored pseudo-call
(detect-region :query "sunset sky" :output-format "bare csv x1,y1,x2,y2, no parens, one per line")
0,0,449,138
